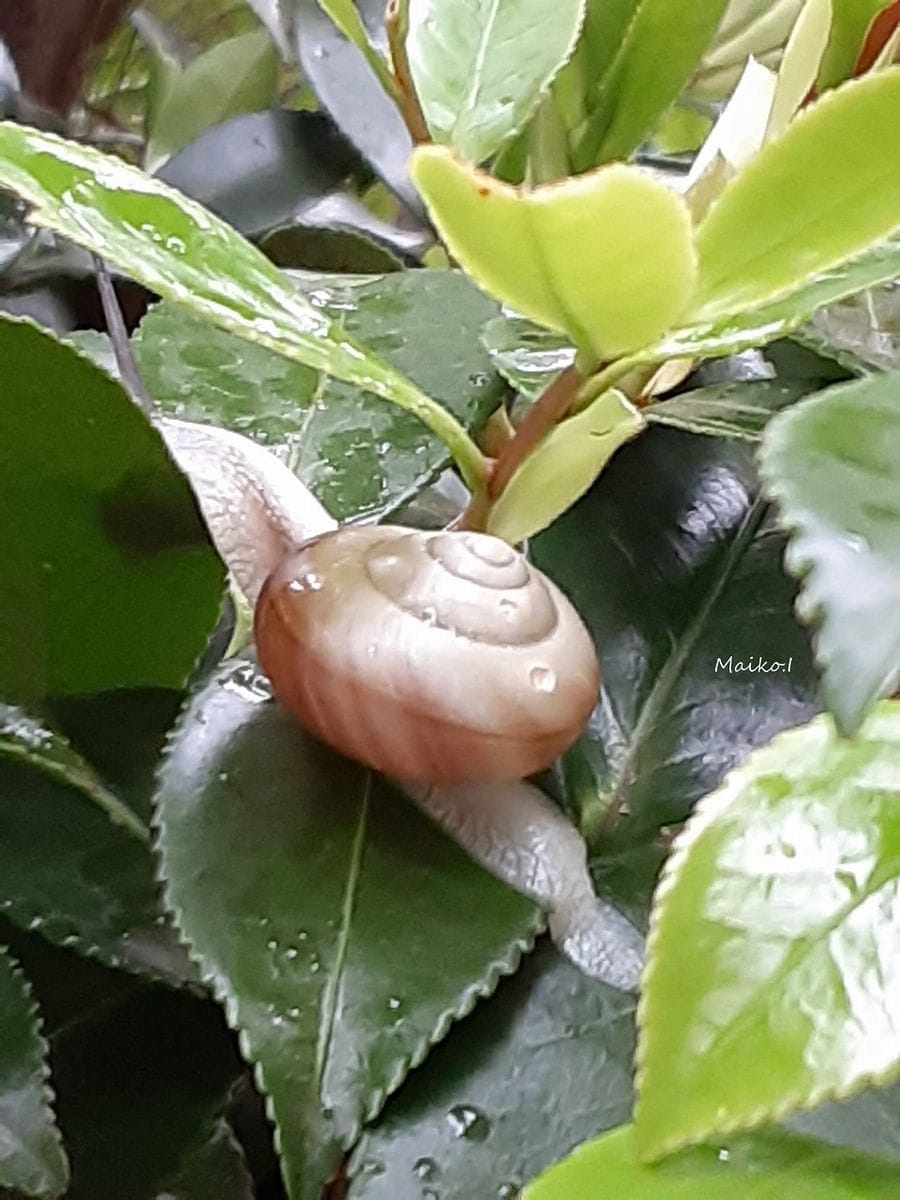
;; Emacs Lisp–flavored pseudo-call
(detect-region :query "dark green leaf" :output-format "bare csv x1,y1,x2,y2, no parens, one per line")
135,270,504,522
0,318,223,701
526,1124,900,1198
800,282,900,375
159,1119,255,1200
261,223,404,273
759,371,900,733
51,985,243,1200
155,658,542,1200
646,379,811,442
636,702,900,1159
481,315,574,401
348,942,636,1199
0,946,68,1198
532,426,819,842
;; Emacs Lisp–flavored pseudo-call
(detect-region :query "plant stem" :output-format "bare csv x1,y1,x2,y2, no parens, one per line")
386,0,431,144
488,365,583,499
393,381,490,495
571,351,649,413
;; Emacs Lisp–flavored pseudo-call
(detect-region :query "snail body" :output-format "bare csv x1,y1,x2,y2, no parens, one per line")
254,525,600,784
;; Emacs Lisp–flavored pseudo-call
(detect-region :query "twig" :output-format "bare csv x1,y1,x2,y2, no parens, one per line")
385,0,430,144
488,365,582,499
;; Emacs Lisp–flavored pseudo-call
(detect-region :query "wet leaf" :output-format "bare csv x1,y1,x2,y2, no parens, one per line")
481,316,574,401
0,946,68,1198
349,942,636,1199
646,379,811,442
407,0,584,164
412,146,696,360
802,281,900,374
134,270,503,521
636,702,900,1159
154,658,542,1200
691,71,900,321
526,1123,900,1198
759,371,900,733
0,317,223,701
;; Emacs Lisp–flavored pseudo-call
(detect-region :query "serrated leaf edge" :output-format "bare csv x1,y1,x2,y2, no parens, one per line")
634,708,900,1162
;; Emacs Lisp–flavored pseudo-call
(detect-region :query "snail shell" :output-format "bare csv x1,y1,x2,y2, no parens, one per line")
254,526,600,784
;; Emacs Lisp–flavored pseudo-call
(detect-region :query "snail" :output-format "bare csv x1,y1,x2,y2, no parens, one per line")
160,417,644,993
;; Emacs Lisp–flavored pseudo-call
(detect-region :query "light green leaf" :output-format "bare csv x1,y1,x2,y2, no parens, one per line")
146,29,280,171
759,372,900,733
0,317,223,701
412,145,696,360
692,70,900,321
486,390,645,544
526,1124,900,1198
0,123,484,490
818,0,886,85
635,702,900,1160
766,0,833,139
407,0,585,164
155,658,542,1200
0,946,69,1198
646,379,810,441
577,0,731,167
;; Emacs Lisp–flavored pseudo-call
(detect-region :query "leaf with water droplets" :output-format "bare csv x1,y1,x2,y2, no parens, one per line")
0,945,69,1198
760,371,900,733
636,702,900,1160
154,658,543,1200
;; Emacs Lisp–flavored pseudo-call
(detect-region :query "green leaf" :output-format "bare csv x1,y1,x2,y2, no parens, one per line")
134,271,504,522
654,236,900,366
481,316,574,401
486,390,646,545
818,0,887,85
532,426,819,842
0,946,68,1198
576,0,731,167
407,0,585,164
687,0,804,104
636,702,900,1160
0,124,482,486
790,1082,900,1162
0,318,223,701
766,0,833,139
412,146,696,360
526,1124,900,1198
646,379,811,442
315,0,397,98
155,658,542,1200
146,29,279,171
161,1119,255,1200
349,942,636,1199
759,372,900,733
691,71,900,321
801,281,900,374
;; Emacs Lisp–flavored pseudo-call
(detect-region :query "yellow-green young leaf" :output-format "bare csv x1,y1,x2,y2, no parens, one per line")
486,390,645,545
412,146,696,360
766,0,833,139
818,0,887,85
692,69,900,321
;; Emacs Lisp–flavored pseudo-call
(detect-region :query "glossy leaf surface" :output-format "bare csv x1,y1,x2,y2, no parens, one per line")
412,146,696,359
481,316,574,401
803,281,900,374
636,702,900,1159
760,371,900,732
349,943,636,1199
135,270,504,521
0,946,68,1198
527,1124,900,1198
155,658,542,1200
647,379,810,442
532,426,819,841
0,318,222,701
407,0,584,163
692,71,900,320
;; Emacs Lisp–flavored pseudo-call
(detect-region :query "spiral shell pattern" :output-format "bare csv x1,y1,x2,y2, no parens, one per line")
254,526,600,783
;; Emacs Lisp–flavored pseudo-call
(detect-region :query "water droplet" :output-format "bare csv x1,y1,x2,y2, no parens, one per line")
718,1148,730,1162
498,598,517,619
359,1158,385,1177
310,959,321,974
288,1006,301,1019
388,996,401,1011
267,939,278,951
285,946,299,960
217,770,229,783
497,1185,518,1199
297,930,308,941
529,665,557,694
447,1104,490,1141
414,1157,439,1181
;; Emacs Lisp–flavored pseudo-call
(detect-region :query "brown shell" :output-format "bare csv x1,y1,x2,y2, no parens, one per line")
254,526,600,784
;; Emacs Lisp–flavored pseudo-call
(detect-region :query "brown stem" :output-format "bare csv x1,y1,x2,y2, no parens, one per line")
488,365,583,499
385,0,430,144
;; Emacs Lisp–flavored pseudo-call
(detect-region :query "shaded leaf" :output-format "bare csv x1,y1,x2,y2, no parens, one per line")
0,945,68,1198
159,1118,255,1200
532,426,819,842
691,71,900,321
790,1082,900,1162
636,702,900,1159
407,0,584,164
0,317,223,701
802,281,900,374
481,315,574,401
646,379,811,442
349,942,636,1199
526,1124,900,1198
818,0,887,85
759,371,900,733
155,658,542,1200
412,146,696,360
134,269,503,521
